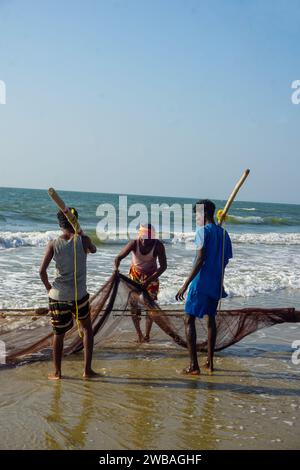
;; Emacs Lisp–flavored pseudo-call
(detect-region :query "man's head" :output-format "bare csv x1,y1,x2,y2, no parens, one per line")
138,223,156,241
193,199,215,225
57,207,78,233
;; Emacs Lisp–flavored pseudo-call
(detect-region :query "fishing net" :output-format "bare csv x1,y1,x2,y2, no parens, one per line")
1,271,299,366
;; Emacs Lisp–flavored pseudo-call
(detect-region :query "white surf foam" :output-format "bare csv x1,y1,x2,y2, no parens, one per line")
1,230,300,250
230,232,300,246
0,231,60,250
171,231,300,246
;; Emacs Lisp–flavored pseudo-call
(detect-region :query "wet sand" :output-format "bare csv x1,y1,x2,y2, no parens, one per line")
1,321,300,450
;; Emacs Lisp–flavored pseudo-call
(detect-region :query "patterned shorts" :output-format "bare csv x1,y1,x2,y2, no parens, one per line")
49,293,90,335
129,265,159,300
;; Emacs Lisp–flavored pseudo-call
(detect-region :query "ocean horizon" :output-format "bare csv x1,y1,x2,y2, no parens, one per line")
1,185,300,206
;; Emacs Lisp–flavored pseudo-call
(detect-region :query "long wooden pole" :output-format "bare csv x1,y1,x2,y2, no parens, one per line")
219,169,250,226
48,187,82,234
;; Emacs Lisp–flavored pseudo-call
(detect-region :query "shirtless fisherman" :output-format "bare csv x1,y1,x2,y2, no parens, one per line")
115,224,167,342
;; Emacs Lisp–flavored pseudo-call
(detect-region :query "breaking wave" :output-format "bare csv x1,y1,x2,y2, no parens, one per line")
1,230,300,250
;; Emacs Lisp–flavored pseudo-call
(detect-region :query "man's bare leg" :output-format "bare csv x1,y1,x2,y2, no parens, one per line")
144,312,154,342
80,316,98,378
131,307,144,342
205,315,217,373
48,333,65,380
183,315,200,374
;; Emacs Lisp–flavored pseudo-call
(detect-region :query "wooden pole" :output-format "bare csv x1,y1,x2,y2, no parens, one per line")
48,187,82,234
219,169,250,226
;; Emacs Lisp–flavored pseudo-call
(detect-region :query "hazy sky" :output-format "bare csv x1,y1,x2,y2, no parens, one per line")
0,0,299,203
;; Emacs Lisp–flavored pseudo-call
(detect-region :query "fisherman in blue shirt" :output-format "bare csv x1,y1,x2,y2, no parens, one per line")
176,199,232,375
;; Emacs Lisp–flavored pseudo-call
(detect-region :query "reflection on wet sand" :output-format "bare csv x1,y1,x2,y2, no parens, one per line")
1,326,300,450
45,380,95,449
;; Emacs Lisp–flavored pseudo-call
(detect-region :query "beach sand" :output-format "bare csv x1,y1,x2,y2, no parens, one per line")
1,316,299,450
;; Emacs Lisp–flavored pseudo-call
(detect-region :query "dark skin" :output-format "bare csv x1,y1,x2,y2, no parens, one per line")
39,228,97,380
115,238,167,342
175,216,217,375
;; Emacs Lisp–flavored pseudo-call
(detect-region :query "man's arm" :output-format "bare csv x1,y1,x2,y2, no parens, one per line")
114,240,136,269
82,235,97,254
175,248,205,301
39,241,54,292
142,242,167,287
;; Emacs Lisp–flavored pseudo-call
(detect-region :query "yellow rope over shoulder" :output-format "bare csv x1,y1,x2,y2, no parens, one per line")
216,209,228,224
217,221,226,313
64,209,82,338
73,232,82,338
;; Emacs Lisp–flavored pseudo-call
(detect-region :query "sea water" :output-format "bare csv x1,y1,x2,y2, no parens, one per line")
0,186,299,309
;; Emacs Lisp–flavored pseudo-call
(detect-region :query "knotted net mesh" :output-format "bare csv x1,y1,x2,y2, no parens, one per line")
1,272,299,366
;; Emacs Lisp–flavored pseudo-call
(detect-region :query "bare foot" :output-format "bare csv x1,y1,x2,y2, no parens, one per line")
135,334,145,343
203,360,214,373
181,366,200,376
143,335,150,343
48,372,62,380
83,369,104,379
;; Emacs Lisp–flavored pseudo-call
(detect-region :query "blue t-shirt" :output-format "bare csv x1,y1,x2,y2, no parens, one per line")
189,223,233,300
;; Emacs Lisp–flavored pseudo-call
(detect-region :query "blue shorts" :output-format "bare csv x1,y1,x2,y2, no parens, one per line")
185,290,219,318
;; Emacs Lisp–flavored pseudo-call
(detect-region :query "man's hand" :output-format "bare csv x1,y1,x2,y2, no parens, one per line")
114,257,121,270
46,284,52,292
175,283,188,301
